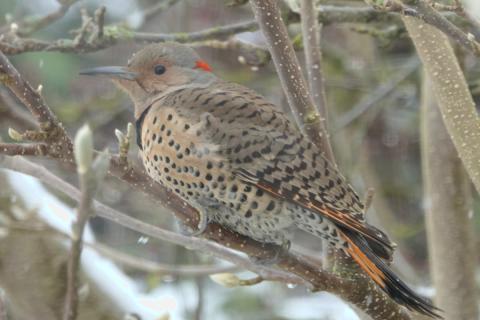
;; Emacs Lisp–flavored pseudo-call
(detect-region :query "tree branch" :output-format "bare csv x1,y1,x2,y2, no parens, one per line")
403,15,480,194
420,74,479,319
249,0,335,161
90,242,240,276
300,0,329,132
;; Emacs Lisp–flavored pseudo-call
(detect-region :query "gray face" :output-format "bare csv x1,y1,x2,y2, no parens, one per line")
127,42,201,71
80,42,216,118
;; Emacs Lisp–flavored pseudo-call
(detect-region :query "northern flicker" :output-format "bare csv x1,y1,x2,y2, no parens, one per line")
81,43,440,318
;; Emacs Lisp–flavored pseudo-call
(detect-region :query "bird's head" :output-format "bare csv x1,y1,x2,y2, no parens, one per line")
80,42,215,117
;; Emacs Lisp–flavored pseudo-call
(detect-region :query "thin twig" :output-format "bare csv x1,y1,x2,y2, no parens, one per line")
300,0,329,124
0,20,258,55
91,242,240,276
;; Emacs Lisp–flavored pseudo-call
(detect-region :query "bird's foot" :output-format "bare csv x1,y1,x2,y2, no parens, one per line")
250,239,291,266
190,209,209,236
178,208,209,237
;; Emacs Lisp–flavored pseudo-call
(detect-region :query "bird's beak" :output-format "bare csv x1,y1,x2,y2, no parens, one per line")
79,66,138,81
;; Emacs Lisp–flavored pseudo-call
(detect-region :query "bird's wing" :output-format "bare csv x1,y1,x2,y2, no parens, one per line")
161,82,394,257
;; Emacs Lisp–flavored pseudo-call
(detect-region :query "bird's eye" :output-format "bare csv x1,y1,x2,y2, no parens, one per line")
154,65,166,75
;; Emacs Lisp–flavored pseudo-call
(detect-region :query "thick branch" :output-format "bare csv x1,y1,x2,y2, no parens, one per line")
420,75,479,319
403,15,480,194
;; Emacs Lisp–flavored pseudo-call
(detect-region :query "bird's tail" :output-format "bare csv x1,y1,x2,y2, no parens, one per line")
341,229,442,319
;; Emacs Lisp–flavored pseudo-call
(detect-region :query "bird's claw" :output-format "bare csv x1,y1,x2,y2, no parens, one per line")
179,209,209,237
190,209,208,236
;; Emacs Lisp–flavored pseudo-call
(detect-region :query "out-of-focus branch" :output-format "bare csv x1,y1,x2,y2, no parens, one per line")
0,88,38,128
142,0,181,23
91,242,239,276
249,0,335,162
0,0,80,36
335,57,420,130
420,74,478,319
403,15,480,194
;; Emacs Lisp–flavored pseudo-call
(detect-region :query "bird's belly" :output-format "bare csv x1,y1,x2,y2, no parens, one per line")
141,138,294,244
139,111,295,243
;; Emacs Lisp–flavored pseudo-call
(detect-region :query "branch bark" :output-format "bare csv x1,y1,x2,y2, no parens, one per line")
420,74,479,320
403,15,480,194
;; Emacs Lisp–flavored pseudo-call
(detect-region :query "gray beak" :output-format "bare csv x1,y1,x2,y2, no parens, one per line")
79,66,138,80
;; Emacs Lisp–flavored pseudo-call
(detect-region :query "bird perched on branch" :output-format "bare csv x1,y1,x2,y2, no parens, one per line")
81,42,440,318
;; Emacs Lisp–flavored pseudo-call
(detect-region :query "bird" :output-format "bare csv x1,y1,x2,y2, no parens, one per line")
80,42,441,318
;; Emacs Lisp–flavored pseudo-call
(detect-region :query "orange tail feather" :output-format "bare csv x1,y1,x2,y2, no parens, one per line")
341,230,442,319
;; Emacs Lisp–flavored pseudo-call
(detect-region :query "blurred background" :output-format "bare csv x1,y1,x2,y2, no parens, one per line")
0,0,479,319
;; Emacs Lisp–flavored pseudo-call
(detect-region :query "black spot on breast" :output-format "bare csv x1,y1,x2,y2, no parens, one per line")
265,201,276,212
